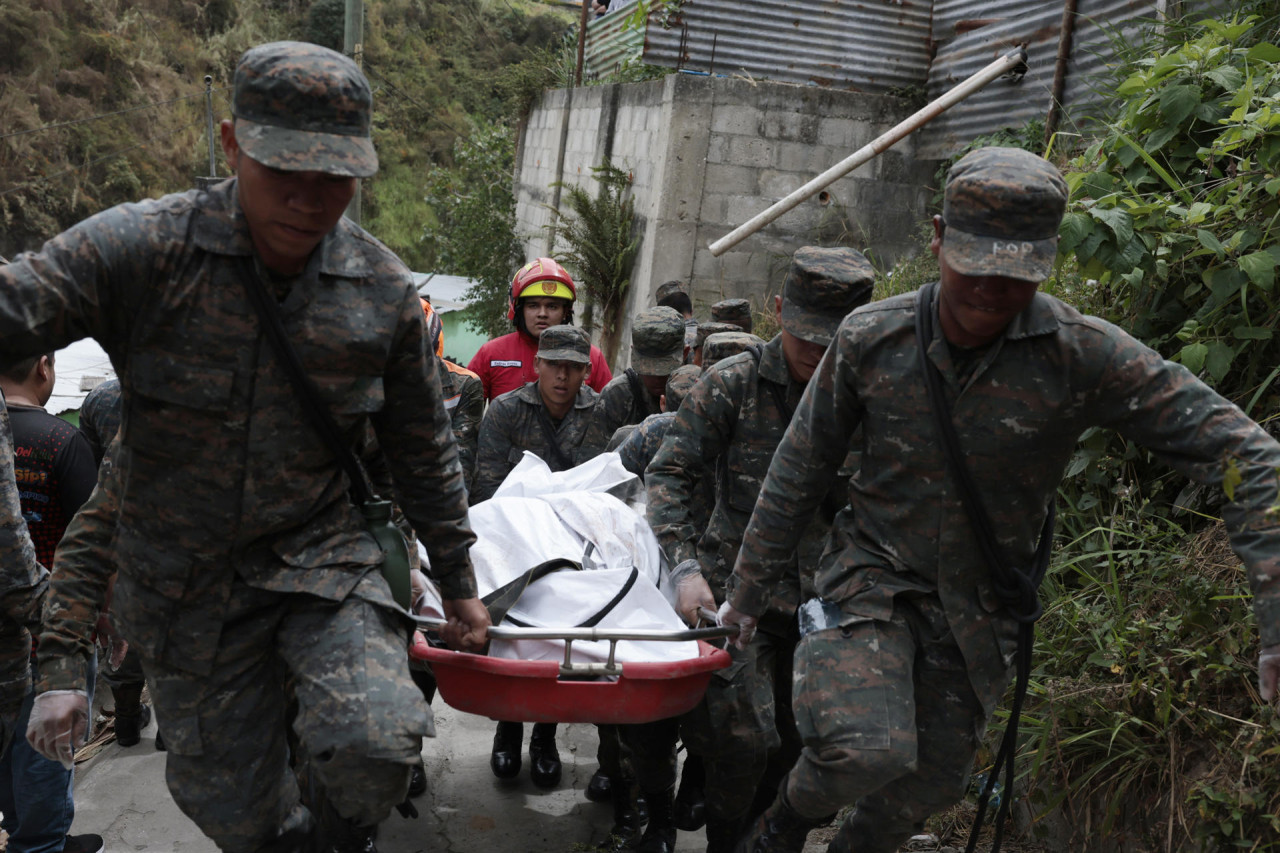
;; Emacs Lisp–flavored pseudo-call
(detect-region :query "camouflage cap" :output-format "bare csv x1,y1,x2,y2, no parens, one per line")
663,364,702,412
710,298,753,332
703,331,767,367
233,41,377,178
694,321,742,348
781,247,876,346
941,146,1067,283
536,325,591,364
654,280,688,304
631,306,686,376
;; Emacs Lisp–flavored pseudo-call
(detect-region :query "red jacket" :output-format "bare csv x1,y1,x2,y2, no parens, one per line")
468,331,613,400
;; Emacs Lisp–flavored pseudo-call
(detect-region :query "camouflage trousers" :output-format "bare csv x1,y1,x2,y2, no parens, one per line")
680,619,801,824
785,594,987,853
139,571,431,852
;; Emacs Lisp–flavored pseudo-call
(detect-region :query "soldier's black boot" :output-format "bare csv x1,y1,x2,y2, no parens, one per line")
529,722,562,789
704,813,747,853
586,770,613,803
490,721,523,780
111,682,149,747
672,753,706,830
324,818,377,853
635,787,676,853
595,779,644,852
734,791,831,853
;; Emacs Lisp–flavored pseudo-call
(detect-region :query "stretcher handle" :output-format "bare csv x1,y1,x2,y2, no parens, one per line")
411,613,736,642
411,613,737,676
697,607,741,636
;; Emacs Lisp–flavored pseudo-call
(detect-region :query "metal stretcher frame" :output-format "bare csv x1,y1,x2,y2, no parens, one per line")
409,616,735,724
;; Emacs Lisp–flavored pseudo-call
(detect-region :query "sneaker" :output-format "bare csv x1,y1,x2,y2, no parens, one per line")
63,835,106,853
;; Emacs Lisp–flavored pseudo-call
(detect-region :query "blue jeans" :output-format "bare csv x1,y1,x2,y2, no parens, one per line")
0,655,96,853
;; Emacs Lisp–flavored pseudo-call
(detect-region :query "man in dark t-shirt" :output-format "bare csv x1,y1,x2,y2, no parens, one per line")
2,354,97,564
0,351,102,853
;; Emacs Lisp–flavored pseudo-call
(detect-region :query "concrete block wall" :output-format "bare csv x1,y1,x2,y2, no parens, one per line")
515,74,938,367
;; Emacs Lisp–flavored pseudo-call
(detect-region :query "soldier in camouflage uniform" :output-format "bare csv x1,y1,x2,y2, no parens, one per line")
656,280,699,352
7,42,489,853
473,324,599,790
689,322,742,368
701,332,766,369
647,247,875,853
0,394,48,757
710,299,753,334
607,364,701,467
581,306,686,458
722,148,1280,853
472,325,600,503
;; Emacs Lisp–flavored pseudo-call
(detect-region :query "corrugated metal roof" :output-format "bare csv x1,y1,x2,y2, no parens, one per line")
916,0,1226,158
641,0,933,91
48,338,114,415
584,0,646,79
412,273,478,314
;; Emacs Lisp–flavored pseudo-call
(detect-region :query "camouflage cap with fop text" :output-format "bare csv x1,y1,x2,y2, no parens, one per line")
780,247,876,346
703,331,767,367
537,325,591,365
710,298,753,333
941,146,1067,283
663,364,702,412
631,306,687,377
233,41,378,178
694,321,742,348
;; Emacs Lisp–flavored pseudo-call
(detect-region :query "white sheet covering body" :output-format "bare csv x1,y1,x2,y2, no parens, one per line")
418,452,695,663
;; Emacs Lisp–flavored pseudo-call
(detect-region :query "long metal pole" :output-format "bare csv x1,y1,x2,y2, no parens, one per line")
344,0,364,225
708,46,1028,257
574,0,590,86
203,75,217,178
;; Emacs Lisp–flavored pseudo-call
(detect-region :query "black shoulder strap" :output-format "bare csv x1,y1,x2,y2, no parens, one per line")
534,403,575,470
238,257,374,504
623,368,652,418
914,282,1054,853
748,343,795,423
481,557,580,625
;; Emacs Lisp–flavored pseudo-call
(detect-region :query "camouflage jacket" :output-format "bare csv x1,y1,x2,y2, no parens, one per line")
79,378,122,466
0,178,477,690
0,392,48,719
580,371,661,458
617,412,714,532
647,335,841,626
472,382,599,502
729,288,1280,716
440,359,484,494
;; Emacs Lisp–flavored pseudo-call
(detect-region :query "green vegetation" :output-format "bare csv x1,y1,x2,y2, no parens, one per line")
0,0,572,309
549,160,640,364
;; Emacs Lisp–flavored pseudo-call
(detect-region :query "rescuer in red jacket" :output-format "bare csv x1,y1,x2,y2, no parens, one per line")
468,259,612,400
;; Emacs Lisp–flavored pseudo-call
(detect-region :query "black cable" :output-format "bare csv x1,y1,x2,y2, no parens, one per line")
0,88,228,143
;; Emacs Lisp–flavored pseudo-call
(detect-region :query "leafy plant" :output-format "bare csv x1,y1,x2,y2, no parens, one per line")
1057,11,1280,407
421,120,525,339
548,159,640,363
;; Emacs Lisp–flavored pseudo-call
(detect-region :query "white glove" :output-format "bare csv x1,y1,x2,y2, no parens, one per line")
27,690,89,770
717,600,758,651
671,559,715,627
1260,644,1280,702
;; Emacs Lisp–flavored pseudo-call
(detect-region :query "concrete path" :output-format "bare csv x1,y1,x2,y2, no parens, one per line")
70,699,820,853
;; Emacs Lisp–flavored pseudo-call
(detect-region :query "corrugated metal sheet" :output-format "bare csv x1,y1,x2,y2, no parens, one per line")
917,0,1225,158
641,0,933,91
584,0,646,80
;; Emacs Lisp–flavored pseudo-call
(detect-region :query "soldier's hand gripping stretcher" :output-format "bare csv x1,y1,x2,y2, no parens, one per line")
672,559,756,651
410,568,489,652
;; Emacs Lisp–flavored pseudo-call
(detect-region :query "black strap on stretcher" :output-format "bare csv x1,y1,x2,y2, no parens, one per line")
480,558,641,630
914,282,1055,853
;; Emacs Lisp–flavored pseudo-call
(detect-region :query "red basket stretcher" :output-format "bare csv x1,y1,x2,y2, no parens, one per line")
409,616,735,724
